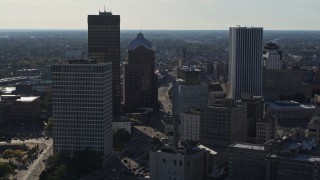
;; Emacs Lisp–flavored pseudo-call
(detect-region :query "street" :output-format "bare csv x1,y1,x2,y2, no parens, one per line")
17,139,53,180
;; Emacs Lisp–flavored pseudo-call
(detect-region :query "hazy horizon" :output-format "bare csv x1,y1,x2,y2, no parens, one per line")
1,29,320,31
1,0,320,30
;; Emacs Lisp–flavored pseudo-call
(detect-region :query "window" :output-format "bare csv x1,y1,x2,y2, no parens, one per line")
174,160,177,166
163,158,166,163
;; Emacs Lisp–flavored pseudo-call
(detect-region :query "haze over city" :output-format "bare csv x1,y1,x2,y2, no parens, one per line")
2,0,320,179
1,0,320,30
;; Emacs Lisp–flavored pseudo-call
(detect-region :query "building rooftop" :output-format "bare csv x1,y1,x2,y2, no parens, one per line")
230,142,265,151
182,109,201,115
17,97,39,102
128,32,153,51
0,95,39,102
293,154,320,162
178,66,201,72
265,101,315,110
155,146,204,155
268,153,320,163
0,87,16,94
67,59,96,64
264,42,280,51
309,116,320,125
195,144,218,155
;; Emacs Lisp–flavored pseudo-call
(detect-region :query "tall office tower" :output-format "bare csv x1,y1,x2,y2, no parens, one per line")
263,42,283,69
228,27,263,100
52,60,113,158
124,32,158,113
88,10,121,116
200,99,247,147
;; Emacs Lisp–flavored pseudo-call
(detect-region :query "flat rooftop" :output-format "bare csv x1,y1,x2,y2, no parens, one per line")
230,143,265,151
0,95,39,102
195,144,218,155
266,101,315,110
178,66,201,72
293,154,320,162
182,109,201,115
17,97,39,102
268,154,320,163
154,146,204,155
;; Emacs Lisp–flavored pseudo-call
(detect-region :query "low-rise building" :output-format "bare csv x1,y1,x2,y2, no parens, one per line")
265,101,315,128
0,95,40,121
265,136,319,180
113,120,132,134
256,116,277,144
229,143,267,180
228,135,320,180
150,146,210,180
200,99,247,147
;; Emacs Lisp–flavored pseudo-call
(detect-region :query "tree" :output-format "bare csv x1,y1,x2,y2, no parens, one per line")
54,164,74,180
3,149,15,159
113,128,131,142
14,150,25,162
44,117,53,136
45,92,52,110
0,162,16,178
45,154,61,172
72,151,102,177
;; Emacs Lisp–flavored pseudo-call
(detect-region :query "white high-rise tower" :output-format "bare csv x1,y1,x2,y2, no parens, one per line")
228,27,263,100
52,60,113,158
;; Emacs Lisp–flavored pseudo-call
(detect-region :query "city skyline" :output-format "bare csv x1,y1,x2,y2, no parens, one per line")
1,0,320,30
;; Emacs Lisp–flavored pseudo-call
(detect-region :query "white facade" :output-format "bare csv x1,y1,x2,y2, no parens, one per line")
181,110,200,142
172,80,208,119
228,27,263,100
52,61,113,158
264,50,282,69
150,146,209,180
113,121,132,134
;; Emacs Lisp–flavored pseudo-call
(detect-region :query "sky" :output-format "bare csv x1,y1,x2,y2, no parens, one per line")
0,0,320,30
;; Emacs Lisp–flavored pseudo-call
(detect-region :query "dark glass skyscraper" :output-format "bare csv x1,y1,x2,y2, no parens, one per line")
124,33,158,113
88,10,121,115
